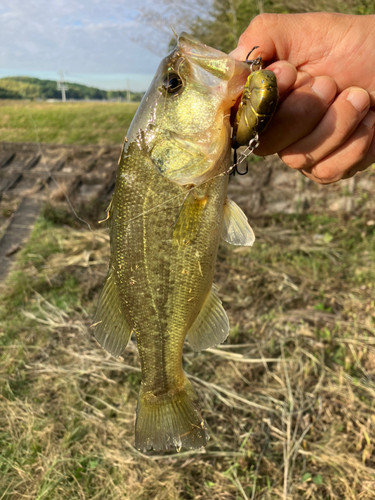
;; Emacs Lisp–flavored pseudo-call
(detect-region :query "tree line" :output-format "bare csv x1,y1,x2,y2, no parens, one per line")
140,0,374,55
190,0,375,52
0,77,144,101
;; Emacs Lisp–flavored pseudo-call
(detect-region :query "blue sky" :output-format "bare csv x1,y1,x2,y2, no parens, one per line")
0,0,189,91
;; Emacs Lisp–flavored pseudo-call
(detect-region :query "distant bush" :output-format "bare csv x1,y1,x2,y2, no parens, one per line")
0,86,23,99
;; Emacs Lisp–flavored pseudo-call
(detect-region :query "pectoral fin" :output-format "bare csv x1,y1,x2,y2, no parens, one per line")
187,286,229,352
92,267,133,356
222,198,255,246
173,190,208,246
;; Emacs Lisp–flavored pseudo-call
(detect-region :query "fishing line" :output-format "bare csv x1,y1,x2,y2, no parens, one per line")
24,96,257,234
108,72,260,230
108,133,259,231
18,56,258,234
111,50,265,226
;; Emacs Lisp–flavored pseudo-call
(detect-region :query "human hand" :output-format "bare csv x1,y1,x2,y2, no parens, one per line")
230,13,375,183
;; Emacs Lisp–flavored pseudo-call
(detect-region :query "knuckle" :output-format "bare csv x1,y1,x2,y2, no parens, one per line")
279,149,315,170
351,128,374,160
310,159,343,184
311,170,337,184
311,176,327,185
371,131,375,156
239,14,277,45
250,13,275,28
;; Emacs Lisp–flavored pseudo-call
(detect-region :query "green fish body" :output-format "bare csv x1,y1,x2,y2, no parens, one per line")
94,34,268,452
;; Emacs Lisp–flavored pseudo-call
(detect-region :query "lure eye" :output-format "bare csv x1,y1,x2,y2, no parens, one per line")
161,73,183,95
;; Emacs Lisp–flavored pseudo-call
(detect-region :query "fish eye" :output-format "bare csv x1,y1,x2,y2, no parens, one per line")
160,73,183,95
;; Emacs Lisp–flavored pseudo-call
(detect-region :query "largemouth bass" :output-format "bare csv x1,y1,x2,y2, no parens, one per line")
93,33,276,452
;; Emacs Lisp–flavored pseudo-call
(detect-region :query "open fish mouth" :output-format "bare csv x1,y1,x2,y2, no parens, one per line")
177,32,250,101
139,33,251,186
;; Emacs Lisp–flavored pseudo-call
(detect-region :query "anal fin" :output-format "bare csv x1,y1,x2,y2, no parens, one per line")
93,267,132,357
187,286,229,352
222,198,255,246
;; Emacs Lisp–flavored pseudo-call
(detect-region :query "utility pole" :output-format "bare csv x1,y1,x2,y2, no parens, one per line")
57,71,68,102
126,79,131,103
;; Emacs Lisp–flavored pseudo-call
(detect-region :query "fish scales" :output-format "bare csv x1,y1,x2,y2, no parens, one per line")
93,32,277,452
113,147,227,388
113,146,228,424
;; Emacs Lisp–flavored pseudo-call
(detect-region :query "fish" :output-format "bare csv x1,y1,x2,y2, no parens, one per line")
93,33,277,452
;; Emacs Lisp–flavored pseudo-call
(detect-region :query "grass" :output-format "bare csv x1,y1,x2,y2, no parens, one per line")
0,100,138,145
1,189,375,499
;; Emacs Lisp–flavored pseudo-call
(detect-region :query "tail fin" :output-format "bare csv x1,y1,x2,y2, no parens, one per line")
135,377,209,452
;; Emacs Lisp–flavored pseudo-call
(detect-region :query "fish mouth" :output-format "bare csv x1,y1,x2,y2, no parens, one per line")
177,33,250,119
178,32,249,86
143,34,251,186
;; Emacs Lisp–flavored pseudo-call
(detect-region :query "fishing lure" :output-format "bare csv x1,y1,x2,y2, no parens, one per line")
231,48,279,175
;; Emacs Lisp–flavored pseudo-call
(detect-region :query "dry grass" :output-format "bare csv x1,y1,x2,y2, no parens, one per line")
1,194,375,499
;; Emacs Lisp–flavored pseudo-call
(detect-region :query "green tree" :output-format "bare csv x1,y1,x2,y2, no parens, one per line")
190,0,279,53
0,87,22,99
275,0,374,14
0,77,145,101
188,0,374,53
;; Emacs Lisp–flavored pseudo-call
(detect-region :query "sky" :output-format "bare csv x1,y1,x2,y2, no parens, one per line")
0,0,181,91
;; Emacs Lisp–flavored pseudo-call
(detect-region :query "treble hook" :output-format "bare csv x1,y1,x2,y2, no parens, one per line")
233,162,249,175
244,46,263,71
230,149,249,176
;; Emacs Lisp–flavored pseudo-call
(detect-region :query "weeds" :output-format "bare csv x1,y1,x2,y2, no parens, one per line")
1,202,375,499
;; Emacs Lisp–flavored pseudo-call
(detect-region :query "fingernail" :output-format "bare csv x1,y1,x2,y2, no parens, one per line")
346,88,369,113
271,62,297,88
362,110,375,129
311,77,336,104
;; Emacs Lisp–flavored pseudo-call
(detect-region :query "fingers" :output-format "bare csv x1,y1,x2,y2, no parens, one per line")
230,13,294,62
280,87,371,169
342,126,375,179
255,76,337,156
231,13,345,65
230,13,375,106
267,61,297,96
229,60,297,122
300,110,375,183
229,12,375,183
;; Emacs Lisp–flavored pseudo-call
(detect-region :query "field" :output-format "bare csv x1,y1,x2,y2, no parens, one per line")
1,100,375,499
0,100,138,145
